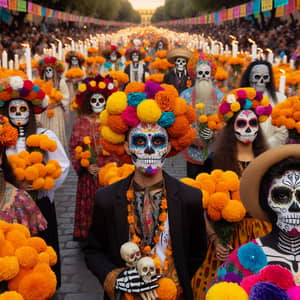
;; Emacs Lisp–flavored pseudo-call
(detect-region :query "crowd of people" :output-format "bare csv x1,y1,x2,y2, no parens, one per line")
0,14,299,300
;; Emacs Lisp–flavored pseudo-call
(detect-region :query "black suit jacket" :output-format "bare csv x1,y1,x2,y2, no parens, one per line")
83,171,207,300
163,69,193,94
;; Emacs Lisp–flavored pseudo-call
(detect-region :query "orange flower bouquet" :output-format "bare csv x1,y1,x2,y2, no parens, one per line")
150,58,174,74
0,220,57,299
181,169,246,245
8,134,62,195
74,136,97,172
107,70,129,86
271,96,300,143
228,56,245,88
64,68,84,79
98,162,135,186
145,73,165,83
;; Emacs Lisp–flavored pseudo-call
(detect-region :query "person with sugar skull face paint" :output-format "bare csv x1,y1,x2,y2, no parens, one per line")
191,87,273,300
124,47,149,83
37,57,70,150
163,48,194,94
69,75,120,241
83,82,208,300
101,45,124,75
240,60,288,148
180,51,224,179
210,144,300,289
1,76,70,288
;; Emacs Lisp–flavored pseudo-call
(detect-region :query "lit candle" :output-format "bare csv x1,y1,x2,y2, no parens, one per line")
51,43,56,57
211,41,215,55
251,43,257,61
279,70,286,94
290,59,295,70
282,55,287,63
266,49,274,64
57,39,63,60
79,41,84,54
8,60,13,69
219,42,223,55
232,41,238,57
2,50,8,68
225,44,229,56
14,54,19,69
23,44,32,80
71,39,75,51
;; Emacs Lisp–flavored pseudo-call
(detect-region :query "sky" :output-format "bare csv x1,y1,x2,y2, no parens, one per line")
129,0,165,10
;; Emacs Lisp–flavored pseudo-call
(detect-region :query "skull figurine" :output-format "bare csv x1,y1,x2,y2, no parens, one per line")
71,56,79,67
175,57,187,72
250,64,270,92
196,63,211,80
137,257,156,283
120,242,141,268
234,110,258,144
268,170,300,235
44,66,54,79
128,123,169,175
132,52,140,63
90,93,106,113
110,52,117,62
8,99,30,127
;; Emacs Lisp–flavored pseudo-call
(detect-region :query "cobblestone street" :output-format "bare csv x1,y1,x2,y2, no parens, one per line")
52,115,187,299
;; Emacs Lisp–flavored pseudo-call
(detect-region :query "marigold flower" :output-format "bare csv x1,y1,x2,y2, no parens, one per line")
0,256,19,281
156,277,177,300
0,291,24,300
6,229,27,249
15,246,39,269
43,176,55,190
83,136,91,145
29,151,43,164
45,246,57,266
222,200,246,222
27,237,47,253
80,158,90,168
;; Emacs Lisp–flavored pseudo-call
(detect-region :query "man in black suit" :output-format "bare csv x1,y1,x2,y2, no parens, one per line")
84,97,207,300
163,48,194,94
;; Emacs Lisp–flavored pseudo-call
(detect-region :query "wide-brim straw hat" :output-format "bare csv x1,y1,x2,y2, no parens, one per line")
167,48,193,64
240,144,300,221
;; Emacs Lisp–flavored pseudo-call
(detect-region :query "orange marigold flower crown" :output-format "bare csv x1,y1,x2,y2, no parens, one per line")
100,81,197,158
0,115,18,147
38,57,65,77
218,87,272,123
0,76,48,114
187,50,217,80
65,51,85,65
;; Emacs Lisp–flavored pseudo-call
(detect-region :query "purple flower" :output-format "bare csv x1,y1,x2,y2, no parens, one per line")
237,97,246,108
255,106,265,116
145,81,163,99
263,104,272,115
250,282,289,300
219,102,230,114
224,273,242,284
255,91,263,101
19,88,30,97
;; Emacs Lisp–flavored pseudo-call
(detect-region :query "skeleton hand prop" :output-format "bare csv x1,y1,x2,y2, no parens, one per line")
115,268,161,294
199,127,214,141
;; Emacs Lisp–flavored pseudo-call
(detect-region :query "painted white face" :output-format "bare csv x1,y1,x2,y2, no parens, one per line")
234,110,258,144
175,57,187,72
8,99,29,127
268,170,300,235
128,123,169,176
71,56,79,66
196,63,211,80
90,93,106,113
132,52,139,62
157,41,164,50
110,52,117,62
44,66,54,79
250,65,270,92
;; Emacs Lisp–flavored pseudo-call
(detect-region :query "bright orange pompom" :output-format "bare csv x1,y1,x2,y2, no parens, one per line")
156,277,177,300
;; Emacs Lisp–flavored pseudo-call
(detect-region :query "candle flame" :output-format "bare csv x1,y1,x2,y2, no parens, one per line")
265,48,273,53
248,38,255,44
229,35,236,40
279,69,286,74
21,43,29,48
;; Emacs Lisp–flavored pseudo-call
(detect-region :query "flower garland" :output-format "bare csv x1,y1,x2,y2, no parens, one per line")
8,134,62,191
65,51,85,65
38,57,65,77
126,186,172,274
0,220,57,300
74,136,96,169
180,169,246,245
219,87,272,123
0,116,18,147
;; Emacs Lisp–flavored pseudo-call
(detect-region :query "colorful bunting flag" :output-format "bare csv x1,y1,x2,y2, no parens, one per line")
297,0,300,9
274,0,289,7
252,0,261,14
286,0,295,13
233,6,240,18
8,0,17,10
261,0,273,11
240,4,247,17
0,0,7,8
227,7,233,20
276,5,285,16
246,2,253,15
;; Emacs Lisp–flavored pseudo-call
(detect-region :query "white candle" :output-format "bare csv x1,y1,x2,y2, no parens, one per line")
24,46,32,80
14,54,19,69
51,44,56,57
225,44,229,56
57,40,63,60
219,42,223,55
232,42,238,57
267,52,274,64
282,55,287,63
71,40,75,51
2,50,7,68
290,59,295,69
79,42,84,55
251,43,257,61
279,74,286,94
8,60,13,70
211,41,215,55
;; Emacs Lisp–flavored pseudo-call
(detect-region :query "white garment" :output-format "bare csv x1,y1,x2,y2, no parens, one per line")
59,78,70,114
6,128,70,202
260,91,288,148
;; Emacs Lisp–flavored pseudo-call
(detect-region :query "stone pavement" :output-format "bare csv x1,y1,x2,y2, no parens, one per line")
52,113,187,299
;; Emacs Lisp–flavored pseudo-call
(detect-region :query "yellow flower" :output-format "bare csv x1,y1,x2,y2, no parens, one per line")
83,136,91,145
137,99,161,123
230,101,241,112
78,83,87,93
99,82,106,89
196,103,205,110
90,80,96,87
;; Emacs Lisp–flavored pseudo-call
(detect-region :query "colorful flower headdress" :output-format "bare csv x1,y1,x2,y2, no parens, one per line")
99,81,197,160
102,45,122,60
218,87,272,123
75,75,117,112
0,76,48,114
125,47,145,60
38,57,65,77
0,115,18,147
65,51,85,65
187,50,217,80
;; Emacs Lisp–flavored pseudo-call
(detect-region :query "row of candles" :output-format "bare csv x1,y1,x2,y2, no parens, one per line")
0,35,294,94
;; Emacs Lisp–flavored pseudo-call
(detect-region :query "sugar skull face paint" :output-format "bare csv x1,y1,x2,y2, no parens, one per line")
8,99,29,127
234,110,258,144
128,123,169,176
268,170,300,235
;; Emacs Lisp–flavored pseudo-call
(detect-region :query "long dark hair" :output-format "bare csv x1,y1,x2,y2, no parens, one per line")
212,111,268,176
0,147,17,186
3,100,37,138
240,60,278,103
259,157,300,225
